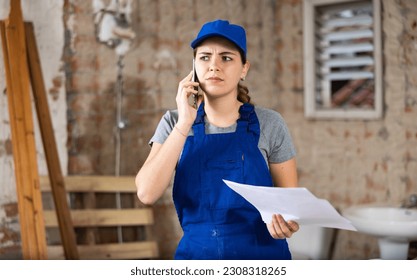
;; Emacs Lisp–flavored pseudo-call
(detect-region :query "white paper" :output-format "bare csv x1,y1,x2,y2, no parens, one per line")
223,180,356,231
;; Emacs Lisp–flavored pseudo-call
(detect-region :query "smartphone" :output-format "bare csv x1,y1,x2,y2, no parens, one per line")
191,58,199,108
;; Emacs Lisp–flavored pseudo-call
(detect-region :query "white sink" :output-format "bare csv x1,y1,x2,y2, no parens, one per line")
343,204,417,259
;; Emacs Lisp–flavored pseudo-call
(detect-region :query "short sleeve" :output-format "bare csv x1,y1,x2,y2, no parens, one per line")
256,107,296,163
149,110,179,145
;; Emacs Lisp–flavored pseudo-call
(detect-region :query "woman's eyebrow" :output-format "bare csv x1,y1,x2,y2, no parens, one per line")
197,51,238,56
197,51,212,56
219,51,238,56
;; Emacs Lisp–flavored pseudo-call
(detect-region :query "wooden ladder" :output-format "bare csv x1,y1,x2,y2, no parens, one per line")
1,1,157,260
0,0,78,259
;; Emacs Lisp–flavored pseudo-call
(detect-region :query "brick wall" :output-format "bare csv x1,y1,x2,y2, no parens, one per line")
68,0,417,259
1,0,416,259
65,0,303,259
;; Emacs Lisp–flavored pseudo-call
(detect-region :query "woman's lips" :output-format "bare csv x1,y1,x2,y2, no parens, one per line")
207,76,223,81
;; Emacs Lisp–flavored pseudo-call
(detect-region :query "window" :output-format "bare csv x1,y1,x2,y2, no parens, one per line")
303,0,382,119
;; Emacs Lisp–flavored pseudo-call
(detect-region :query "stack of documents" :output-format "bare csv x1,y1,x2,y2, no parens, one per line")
223,180,356,231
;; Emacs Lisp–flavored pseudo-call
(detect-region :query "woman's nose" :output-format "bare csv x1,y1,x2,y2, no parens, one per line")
209,57,220,72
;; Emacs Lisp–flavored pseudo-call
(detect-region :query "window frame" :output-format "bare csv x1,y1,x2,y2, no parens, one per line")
303,0,383,120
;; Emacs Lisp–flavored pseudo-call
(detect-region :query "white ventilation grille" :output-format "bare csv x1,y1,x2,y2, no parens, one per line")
304,0,382,120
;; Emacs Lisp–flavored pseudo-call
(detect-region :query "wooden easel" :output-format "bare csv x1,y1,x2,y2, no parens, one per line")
0,0,78,259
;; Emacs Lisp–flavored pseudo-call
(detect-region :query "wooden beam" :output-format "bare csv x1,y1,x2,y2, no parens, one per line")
0,0,47,259
43,208,155,227
47,241,159,260
24,22,79,260
39,175,137,193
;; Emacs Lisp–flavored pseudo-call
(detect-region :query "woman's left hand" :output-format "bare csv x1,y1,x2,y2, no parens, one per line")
267,214,299,239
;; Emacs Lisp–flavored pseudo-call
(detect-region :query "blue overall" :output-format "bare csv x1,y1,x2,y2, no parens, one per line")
173,103,291,260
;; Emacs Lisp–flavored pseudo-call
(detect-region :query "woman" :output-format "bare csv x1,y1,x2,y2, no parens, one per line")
136,19,299,259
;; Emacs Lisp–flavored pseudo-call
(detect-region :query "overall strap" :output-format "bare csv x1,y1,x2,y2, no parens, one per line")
194,102,206,124
237,103,260,139
192,102,260,138
192,102,206,135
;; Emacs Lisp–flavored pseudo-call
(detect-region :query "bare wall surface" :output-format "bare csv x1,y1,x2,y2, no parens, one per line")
0,0,66,259
0,0,416,260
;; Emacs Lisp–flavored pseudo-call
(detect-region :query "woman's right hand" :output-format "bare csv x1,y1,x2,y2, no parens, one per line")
267,214,299,239
175,71,200,132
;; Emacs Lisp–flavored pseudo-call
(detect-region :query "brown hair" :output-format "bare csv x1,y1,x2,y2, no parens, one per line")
237,83,251,104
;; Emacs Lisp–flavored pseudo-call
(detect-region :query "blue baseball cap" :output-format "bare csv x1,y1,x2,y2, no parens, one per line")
190,19,247,57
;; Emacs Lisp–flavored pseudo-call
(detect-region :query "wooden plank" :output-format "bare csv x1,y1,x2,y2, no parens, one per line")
43,208,155,227
24,22,79,260
40,175,137,193
39,175,158,259
0,0,47,259
47,241,159,260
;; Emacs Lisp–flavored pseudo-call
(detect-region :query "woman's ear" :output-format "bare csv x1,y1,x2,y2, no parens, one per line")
241,61,250,80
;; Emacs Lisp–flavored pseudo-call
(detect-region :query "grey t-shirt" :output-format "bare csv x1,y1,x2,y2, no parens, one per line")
149,106,296,165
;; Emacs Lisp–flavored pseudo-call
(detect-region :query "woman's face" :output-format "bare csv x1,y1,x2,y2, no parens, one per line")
195,37,249,100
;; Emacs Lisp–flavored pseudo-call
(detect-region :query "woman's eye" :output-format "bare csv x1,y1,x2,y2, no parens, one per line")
222,56,233,62
200,56,209,61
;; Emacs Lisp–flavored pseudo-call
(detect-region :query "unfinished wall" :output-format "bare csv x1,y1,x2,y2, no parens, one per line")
0,0,416,260
0,0,66,258
65,0,417,259
64,0,301,259
279,0,417,259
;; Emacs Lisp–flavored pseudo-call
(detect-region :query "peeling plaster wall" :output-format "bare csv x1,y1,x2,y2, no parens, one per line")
0,0,66,258
0,0,416,260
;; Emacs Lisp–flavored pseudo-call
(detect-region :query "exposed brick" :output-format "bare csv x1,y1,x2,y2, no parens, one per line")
2,0,417,260
2,203,18,218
